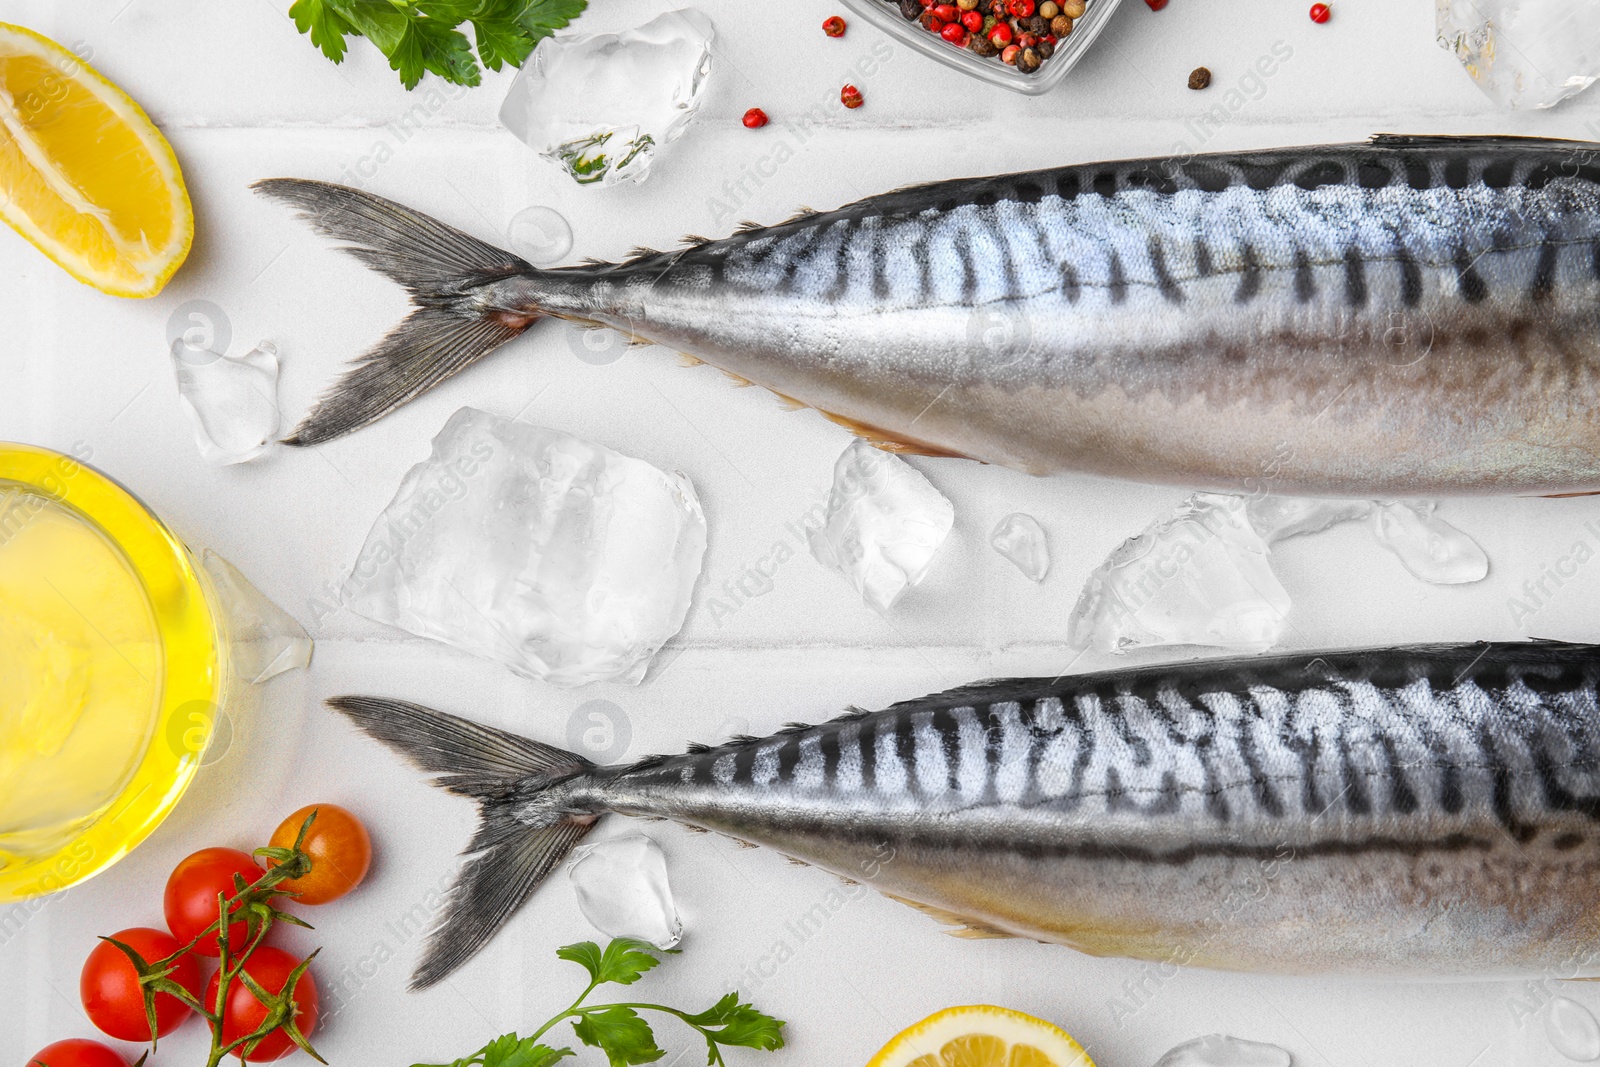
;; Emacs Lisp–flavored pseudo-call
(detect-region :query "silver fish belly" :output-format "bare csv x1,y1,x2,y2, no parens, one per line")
260,135,1600,496
332,642,1600,986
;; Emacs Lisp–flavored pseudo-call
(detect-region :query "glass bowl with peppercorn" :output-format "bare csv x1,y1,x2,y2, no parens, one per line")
840,0,1124,95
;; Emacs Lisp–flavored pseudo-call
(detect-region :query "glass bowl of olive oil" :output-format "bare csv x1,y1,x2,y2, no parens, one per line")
0,443,231,902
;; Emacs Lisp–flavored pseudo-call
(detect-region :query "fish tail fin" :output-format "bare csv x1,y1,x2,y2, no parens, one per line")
326,695,602,990
251,178,541,446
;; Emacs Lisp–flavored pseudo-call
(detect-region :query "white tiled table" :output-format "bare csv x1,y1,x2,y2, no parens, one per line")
4,1,1600,1063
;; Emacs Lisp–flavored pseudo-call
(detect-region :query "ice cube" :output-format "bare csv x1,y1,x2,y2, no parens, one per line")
808,440,955,613
1151,1034,1292,1067
199,551,312,684
170,339,280,465
499,10,714,187
1245,496,1373,543
1370,501,1489,585
1436,0,1600,109
1068,493,1290,653
347,408,706,688
1546,997,1600,1061
991,512,1050,582
568,834,682,949
507,206,574,267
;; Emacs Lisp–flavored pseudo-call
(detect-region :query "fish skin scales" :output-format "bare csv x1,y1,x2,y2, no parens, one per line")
546,643,1600,976
487,136,1600,495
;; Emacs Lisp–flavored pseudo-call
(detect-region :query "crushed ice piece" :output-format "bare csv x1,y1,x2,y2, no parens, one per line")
500,9,714,187
347,408,706,688
1547,997,1600,1062
991,513,1050,582
808,440,954,613
1245,497,1373,543
1436,0,1600,110
1068,493,1290,653
568,834,682,949
170,339,280,465
199,551,312,684
507,206,574,266
1370,501,1489,585
1152,1034,1292,1067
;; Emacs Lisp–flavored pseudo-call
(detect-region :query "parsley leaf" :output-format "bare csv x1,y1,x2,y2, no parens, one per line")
287,0,588,89
557,938,667,988
572,1006,665,1066
683,994,787,1054
410,1032,572,1067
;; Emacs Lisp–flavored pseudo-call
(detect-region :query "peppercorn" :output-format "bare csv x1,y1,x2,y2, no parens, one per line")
1038,0,1060,15
940,21,967,43
1061,0,1086,14
822,15,847,36
957,0,980,9
1309,2,1331,21
1050,14,1072,35
989,20,1013,44
1022,14,1047,33
742,107,769,128
920,10,942,31
1000,42,1020,63
969,32,999,55
1017,46,1041,72
1036,39,1054,58
899,0,921,16
961,9,984,30
841,84,864,108
1187,66,1212,90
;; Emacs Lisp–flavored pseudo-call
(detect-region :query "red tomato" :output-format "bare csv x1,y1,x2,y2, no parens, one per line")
205,946,319,1062
25,1039,131,1067
80,927,200,1041
265,805,372,906
165,847,263,956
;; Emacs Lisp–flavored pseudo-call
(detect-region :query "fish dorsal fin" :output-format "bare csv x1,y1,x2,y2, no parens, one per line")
884,893,1017,940
818,411,970,459
1368,133,1599,150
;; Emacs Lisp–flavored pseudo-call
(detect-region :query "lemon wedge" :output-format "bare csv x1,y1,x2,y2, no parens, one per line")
0,23,191,297
866,1005,1095,1067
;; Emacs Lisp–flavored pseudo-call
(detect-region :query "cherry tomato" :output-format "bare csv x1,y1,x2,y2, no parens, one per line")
266,805,372,906
206,946,319,1062
165,847,263,957
80,927,200,1041
25,1039,131,1067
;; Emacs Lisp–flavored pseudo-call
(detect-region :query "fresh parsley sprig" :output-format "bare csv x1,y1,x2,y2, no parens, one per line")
414,938,785,1067
288,0,589,89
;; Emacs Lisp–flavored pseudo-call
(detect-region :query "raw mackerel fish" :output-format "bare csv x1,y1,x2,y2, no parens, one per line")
258,135,1600,496
332,641,1600,988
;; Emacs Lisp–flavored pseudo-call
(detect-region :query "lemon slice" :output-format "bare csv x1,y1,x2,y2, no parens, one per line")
866,1005,1095,1067
0,23,191,296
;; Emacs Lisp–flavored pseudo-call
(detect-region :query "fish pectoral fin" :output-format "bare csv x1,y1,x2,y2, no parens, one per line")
818,411,971,459
677,352,705,368
884,893,1018,940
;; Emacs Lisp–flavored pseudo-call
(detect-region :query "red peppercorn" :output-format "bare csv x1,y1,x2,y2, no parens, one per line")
1143,0,1167,8
1309,2,1330,21
1043,32,1058,43
841,84,864,109
932,4,958,20
961,9,984,30
1008,0,1035,15
742,107,769,129
822,15,847,36
940,21,967,42
1000,43,1020,63
1017,31,1038,48
989,21,1013,43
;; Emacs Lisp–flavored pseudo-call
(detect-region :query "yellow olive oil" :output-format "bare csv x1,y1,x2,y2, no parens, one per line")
0,446,224,902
